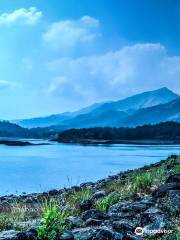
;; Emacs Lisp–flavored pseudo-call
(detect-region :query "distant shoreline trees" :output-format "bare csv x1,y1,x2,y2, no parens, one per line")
57,121,180,142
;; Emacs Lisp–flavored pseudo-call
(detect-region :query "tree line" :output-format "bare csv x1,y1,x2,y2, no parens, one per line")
57,121,180,141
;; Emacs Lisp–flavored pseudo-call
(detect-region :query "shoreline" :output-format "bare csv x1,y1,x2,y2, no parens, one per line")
0,140,50,146
56,139,180,145
0,155,179,239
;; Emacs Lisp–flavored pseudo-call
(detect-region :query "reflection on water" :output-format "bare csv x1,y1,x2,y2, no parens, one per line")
0,141,179,195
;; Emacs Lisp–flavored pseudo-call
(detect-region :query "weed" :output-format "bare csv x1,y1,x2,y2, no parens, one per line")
38,199,70,240
95,192,120,213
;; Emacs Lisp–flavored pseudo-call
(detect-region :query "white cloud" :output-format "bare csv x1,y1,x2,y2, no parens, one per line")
0,7,42,25
47,43,180,104
0,80,18,88
43,16,100,51
47,76,66,94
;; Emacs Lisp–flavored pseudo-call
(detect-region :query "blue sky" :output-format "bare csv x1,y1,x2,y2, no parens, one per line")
0,0,180,119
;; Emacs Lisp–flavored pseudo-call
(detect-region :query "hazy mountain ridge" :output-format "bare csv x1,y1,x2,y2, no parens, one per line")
120,97,180,127
15,87,179,129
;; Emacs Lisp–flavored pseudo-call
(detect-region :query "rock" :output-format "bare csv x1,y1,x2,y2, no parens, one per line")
140,208,163,226
167,190,180,214
112,220,135,233
80,182,94,188
14,220,40,230
152,183,179,198
82,209,107,221
59,231,74,240
17,229,37,240
108,204,134,219
165,174,180,184
91,191,107,201
66,216,82,228
48,189,59,195
73,227,98,240
108,204,123,214
94,229,114,240
122,193,140,201
0,230,19,240
139,196,155,206
79,200,92,211
124,232,139,240
113,232,123,240
127,202,148,212
71,186,81,192
24,198,34,204
144,207,162,214
85,218,103,226
25,229,38,240
0,229,37,240
142,214,169,237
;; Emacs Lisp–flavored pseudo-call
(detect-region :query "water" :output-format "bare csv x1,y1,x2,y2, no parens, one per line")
0,140,179,195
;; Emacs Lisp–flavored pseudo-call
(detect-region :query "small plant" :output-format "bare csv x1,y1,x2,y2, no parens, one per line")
172,164,180,174
68,189,91,206
38,200,70,240
95,192,120,213
131,171,154,192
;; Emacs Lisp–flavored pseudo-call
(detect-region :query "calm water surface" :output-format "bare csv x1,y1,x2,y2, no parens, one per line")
0,141,179,195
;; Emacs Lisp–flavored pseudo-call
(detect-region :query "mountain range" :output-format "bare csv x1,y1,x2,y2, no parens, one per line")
14,87,179,129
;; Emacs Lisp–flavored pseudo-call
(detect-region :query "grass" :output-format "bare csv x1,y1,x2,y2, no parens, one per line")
38,199,70,240
95,192,120,213
130,167,166,192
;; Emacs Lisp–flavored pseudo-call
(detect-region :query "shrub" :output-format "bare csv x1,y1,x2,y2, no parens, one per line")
131,172,154,192
95,192,120,213
38,200,70,240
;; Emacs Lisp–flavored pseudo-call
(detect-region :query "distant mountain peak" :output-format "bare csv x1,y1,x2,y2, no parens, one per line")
153,87,178,95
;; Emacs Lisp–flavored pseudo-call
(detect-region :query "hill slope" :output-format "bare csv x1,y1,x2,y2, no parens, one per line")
15,87,179,128
120,97,180,127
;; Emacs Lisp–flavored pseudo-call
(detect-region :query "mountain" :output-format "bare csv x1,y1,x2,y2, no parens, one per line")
15,102,106,128
15,113,71,128
0,121,31,137
87,87,179,115
60,110,129,128
15,87,179,128
58,87,179,128
119,97,180,127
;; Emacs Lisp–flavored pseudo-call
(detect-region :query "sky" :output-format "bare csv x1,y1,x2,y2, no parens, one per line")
0,0,180,119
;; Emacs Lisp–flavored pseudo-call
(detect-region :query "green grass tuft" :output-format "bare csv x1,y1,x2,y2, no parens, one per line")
38,199,70,240
95,192,120,213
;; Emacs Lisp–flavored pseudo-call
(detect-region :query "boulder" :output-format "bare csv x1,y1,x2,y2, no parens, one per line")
112,220,135,233
85,218,103,226
124,232,139,240
152,183,179,198
91,191,107,201
82,209,107,221
73,227,98,240
0,230,19,240
59,231,74,240
165,174,180,184
108,203,134,219
142,214,169,237
94,229,114,240
66,216,82,228
48,189,59,195
79,200,92,211
127,202,148,212
167,190,180,214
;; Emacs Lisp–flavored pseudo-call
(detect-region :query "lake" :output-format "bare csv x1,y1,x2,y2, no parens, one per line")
0,141,180,195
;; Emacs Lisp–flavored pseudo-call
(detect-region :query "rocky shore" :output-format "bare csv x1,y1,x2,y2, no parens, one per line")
0,155,179,240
